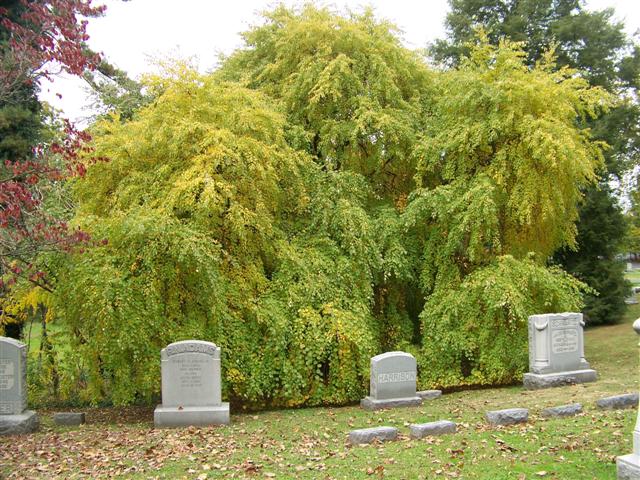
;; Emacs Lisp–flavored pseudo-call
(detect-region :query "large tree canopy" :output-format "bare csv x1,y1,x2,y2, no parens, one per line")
7,5,612,405
432,0,638,326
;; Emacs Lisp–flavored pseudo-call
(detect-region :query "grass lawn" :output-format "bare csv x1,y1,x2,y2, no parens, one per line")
625,270,640,285
2,307,640,479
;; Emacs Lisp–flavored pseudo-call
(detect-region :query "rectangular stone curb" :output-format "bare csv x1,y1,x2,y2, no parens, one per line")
0,411,38,435
596,393,638,410
523,369,597,390
541,403,582,418
348,426,398,445
409,420,456,439
154,404,230,428
360,396,422,411
53,412,86,426
485,408,528,426
416,390,442,400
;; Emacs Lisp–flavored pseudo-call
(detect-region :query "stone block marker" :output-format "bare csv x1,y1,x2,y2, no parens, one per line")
53,412,85,426
154,340,230,428
348,426,398,445
523,313,597,389
541,403,582,418
410,420,456,439
360,351,423,410
417,390,442,400
486,408,528,426
0,337,38,435
597,393,639,410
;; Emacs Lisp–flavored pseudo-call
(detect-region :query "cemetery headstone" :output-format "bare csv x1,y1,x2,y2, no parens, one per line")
409,420,456,438
523,312,597,389
616,319,640,479
154,340,230,428
626,287,639,305
360,351,422,410
348,426,398,445
597,393,639,410
541,403,582,418
0,337,38,435
485,408,529,426
53,412,85,426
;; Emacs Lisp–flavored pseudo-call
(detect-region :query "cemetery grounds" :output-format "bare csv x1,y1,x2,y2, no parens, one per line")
1,308,639,479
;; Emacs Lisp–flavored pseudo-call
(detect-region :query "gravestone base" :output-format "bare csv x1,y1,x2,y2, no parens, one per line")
0,410,38,435
617,454,640,479
154,403,230,428
523,369,597,390
360,396,422,411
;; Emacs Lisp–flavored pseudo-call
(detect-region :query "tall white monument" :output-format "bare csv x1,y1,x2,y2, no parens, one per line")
616,319,640,479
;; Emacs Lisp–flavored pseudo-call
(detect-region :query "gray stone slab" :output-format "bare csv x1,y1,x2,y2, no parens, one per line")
617,454,640,479
160,340,222,408
361,351,422,411
53,412,85,426
527,313,591,375
154,404,230,428
348,426,398,445
409,420,456,439
523,369,597,389
0,410,38,435
360,396,422,411
417,390,442,400
596,393,639,410
541,403,582,418
485,408,528,426
0,337,27,415
369,351,418,401
155,340,230,428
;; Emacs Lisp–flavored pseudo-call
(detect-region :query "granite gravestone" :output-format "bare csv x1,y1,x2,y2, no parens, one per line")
154,340,229,428
0,337,38,435
360,351,422,410
523,313,597,389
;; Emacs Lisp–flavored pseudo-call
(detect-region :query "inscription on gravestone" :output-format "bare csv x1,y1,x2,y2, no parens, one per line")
361,351,422,410
0,336,38,434
154,340,229,427
524,313,597,389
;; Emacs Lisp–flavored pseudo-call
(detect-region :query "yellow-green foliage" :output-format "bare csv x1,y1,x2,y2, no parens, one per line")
12,8,613,405
406,36,609,387
50,70,384,407
217,5,432,198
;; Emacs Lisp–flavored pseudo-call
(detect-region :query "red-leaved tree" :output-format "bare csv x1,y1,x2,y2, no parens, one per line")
0,0,106,291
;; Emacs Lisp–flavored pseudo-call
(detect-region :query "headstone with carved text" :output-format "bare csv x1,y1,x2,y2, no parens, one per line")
523,313,597,389
360,351,422,410
154,340,229,427
0,337,38,435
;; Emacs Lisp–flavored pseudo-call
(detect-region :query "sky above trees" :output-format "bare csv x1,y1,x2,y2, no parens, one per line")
39,0,640,124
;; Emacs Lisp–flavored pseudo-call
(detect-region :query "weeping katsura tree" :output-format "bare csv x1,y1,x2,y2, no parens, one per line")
11,7,612,406
405,37,610,387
